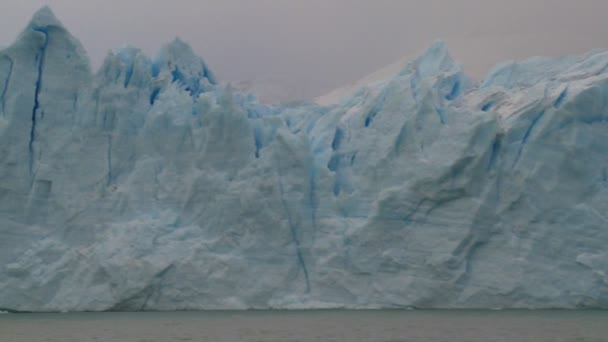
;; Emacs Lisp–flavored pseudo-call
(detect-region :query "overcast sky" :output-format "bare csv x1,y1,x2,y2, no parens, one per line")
1,0,608,100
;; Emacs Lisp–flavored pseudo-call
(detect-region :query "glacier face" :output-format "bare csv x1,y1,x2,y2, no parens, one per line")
1,7,608,312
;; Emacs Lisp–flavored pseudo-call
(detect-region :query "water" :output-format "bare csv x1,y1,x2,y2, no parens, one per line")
1,310,607,342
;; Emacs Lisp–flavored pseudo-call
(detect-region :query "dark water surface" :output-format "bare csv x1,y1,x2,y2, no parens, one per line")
1,310,607,342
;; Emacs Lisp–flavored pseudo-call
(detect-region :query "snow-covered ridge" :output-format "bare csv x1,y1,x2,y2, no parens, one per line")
1,7,608,312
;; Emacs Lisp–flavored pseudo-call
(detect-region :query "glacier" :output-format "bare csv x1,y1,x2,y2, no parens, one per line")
1,7,608,312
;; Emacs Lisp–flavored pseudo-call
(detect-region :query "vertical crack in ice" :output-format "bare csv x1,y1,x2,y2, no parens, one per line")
123,59,134,88
393,122,407,155
554,86,568,108
29,27,49,176
149,87,161,105
93,92,100,123
276,154,311,293
493,172,503,202
172,66,201,98
327,154,342,196
106,134,112,186
512,110,545,168
0,55,14,114
410,67,420,105
141,264,174,310
487,135,502,171
445,79,461,100
253,125,263,159
452,234,484,288
460,240,483,287
328,127,346,196
201,62,216,85
436,107,446,124
364,92,385,127
308,163,318,242
331,127,343,151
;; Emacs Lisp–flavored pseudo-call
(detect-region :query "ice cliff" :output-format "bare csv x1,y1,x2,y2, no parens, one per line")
1,7,607,312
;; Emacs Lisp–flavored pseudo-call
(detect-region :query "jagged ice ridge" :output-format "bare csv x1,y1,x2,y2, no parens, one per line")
1,7,608,312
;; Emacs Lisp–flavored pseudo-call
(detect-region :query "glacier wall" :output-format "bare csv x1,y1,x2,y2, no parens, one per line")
1,8,607,312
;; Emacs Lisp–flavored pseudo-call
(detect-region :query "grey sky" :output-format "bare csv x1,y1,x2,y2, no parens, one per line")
1,0,608,100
